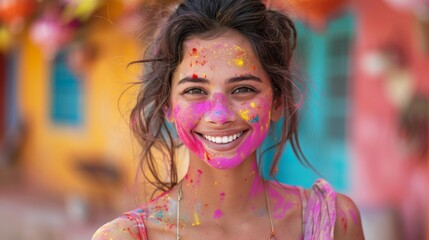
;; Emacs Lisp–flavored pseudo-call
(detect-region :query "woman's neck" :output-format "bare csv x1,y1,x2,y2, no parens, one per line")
180,153,266,222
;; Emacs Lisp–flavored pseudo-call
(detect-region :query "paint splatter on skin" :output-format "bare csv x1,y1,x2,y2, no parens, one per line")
250,115,259,123
190,47,198,57
172,92,272,169
348,208,359,224
239,109,251,121
192,210,201,226
233,58,244,67
171,37,276,170
213,209,223,219
219,192,226,201
186,43,254,72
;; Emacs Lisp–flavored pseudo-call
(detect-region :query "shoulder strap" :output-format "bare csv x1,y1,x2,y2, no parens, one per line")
124,209,148,240
297,186,308,235
303,179,337,240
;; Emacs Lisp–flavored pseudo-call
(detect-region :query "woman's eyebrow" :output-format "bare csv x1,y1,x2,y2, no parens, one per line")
177,77,209,85
227,74,262,84
177,74,261,85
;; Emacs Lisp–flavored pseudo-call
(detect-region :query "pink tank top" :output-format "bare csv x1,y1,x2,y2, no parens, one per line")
124,179,337,240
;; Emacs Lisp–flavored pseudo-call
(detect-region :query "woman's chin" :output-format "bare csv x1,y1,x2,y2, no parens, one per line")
203,154,250,170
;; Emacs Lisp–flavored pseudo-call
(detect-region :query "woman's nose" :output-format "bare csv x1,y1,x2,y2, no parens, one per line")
204,93,236,124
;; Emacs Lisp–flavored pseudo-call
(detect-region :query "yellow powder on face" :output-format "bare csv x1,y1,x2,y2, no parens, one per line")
239,109,251,121
232,58,244,67
250,102,256,108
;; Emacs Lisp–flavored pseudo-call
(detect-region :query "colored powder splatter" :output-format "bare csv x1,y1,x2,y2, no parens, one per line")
239,109,251,121
348,208,359,224
232,58,244,67
219,192,225,201
213,209,223,219
192,210,201,226
197,169,203,174
250,115,259,123
190,47,198,57
204,151,211,161
192,73,198,79
341,217,348,231
250,102,256,108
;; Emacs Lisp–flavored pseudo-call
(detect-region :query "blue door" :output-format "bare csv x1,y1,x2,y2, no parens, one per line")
262,13,355,192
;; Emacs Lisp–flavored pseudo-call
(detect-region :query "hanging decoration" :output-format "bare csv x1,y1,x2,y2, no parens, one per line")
61,0,104,22
0,0,37,27
269,0,348,31
29,9,76,59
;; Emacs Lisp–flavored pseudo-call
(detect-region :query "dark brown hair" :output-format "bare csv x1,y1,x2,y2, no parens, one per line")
130,0,310,196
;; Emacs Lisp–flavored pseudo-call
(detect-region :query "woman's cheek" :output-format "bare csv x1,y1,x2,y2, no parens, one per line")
173,101,211,157
238,97,272,130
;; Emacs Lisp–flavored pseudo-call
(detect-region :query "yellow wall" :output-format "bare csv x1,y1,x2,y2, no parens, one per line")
17,14,143,210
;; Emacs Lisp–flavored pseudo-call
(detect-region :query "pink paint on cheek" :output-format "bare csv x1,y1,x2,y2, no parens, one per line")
210,96,272,169
173,101,211,159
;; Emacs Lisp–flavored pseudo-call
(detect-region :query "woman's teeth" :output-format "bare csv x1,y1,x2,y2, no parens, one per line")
203,132,243,144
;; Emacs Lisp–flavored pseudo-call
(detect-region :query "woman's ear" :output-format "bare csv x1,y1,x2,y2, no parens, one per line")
271,98,284,122
163,106,175,123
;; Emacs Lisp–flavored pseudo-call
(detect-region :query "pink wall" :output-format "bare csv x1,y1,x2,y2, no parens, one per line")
351,0,429,207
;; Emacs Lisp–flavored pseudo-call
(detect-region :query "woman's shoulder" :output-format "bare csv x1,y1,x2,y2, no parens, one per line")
92,190,178,240
91,214,142,240
303,178,364,239
269,178,364,239
334,192,365,239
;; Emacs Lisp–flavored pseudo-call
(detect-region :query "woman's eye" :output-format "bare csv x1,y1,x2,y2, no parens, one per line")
232,87,256,94
183,88,207,95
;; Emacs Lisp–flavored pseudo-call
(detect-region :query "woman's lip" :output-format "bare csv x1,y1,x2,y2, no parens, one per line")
193,129,249,137
193,129,250,152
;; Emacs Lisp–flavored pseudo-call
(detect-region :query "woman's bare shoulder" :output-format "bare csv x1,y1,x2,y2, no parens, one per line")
334,193,365,240
92,216,140,240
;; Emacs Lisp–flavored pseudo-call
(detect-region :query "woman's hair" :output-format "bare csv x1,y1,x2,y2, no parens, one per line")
130,0,309,195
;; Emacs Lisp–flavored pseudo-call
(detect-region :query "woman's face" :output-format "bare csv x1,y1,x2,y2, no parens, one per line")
169,31,280,169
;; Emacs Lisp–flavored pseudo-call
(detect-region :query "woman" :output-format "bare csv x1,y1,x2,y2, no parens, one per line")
93,0,365,239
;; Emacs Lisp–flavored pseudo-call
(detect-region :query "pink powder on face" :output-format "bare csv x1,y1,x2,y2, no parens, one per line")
173,101,211,160
173,38,275,170
206,93,234,124
213,209,223,219
173,92,273,170
210,95,272,169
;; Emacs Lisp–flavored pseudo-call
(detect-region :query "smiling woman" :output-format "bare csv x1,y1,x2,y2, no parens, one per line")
169,33,276,170
92,0,365,239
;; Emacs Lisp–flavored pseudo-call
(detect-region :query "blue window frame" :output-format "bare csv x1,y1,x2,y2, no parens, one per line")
261,13,355,192
50,51,83,126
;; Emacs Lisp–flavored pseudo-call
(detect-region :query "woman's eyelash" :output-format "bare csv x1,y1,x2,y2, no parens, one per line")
232,86,257,94
182,88,207,95
181,86,258,95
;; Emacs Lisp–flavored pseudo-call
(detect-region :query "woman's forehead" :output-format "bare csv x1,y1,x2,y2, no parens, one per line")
182,31,256,58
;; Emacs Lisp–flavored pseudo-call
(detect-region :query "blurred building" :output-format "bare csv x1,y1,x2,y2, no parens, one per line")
0,0,150,239
1,0,429,239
